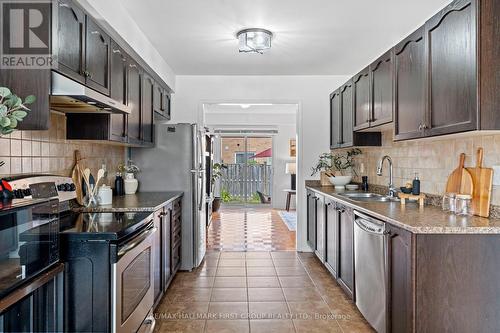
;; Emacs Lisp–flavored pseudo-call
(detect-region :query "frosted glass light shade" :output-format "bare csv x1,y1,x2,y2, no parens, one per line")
237,28,272,53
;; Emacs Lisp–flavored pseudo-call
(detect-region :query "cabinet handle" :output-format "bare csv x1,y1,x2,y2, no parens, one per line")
129,64,137,68
112,49,122,54
422,124,428,129
90,31,100,35
59,2,70,8
418,124,423,131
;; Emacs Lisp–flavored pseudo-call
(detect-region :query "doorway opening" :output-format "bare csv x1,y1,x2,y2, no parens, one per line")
203,103,298,251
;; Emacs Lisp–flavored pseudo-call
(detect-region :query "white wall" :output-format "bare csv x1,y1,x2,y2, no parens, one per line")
204,106,297,210
79,0,176,90
172,75,349,251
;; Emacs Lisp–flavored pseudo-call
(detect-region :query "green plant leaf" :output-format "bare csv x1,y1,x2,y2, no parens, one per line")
0,87,11,98
12,110,27,121
0,127,14,135
0,116,11,128
24,95,36,104
8,117,17,128
0,105,7,116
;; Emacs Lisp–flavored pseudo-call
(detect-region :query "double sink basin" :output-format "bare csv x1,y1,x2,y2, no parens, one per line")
338,192,400,202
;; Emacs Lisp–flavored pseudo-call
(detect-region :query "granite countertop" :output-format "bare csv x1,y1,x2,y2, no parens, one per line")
77,191,183,213
307,185,500,234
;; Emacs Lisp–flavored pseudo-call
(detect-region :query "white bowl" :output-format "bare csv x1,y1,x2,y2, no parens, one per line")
328,175,352,188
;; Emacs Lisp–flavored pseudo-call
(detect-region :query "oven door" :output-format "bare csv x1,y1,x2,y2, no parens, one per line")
112,221,157,333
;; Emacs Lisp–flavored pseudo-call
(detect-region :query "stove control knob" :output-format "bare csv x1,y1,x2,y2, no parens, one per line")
23,188,31,196
14,189,24,198
64,183,72,191
57,184,64,191
69,183,76,191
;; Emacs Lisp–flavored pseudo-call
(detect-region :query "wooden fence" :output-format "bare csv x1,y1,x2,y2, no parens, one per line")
221,164,272,201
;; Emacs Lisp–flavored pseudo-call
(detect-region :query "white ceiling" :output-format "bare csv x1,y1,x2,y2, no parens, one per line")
121,0,450,75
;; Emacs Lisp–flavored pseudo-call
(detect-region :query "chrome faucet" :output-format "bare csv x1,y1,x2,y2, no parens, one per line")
376,155,397,198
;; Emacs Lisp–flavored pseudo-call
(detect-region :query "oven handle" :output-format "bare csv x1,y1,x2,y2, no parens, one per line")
118,221,157,257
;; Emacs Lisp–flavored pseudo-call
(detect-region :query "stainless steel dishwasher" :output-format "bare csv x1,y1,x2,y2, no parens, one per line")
353,211,388,333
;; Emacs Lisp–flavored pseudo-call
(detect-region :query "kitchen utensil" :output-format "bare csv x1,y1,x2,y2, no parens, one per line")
71,150,84,205
466,148,493,217
93,168,105,196
445,153,473,195
83,168,91,194
97,185,113,205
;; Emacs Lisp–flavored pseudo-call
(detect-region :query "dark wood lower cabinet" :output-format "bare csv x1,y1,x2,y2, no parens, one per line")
324,199,339,278
337,206,354,299
306,191,317,250
314,195,325,262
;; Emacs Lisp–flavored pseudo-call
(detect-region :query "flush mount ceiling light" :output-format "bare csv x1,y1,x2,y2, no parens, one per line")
237,28,273,54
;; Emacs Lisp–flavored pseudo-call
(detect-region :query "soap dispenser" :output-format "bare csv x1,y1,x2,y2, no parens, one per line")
412,172,420,195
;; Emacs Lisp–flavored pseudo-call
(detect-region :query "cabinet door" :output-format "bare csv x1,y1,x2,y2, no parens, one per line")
85,17,111,95
153,209,162,303
315,195,325,262
325,199,339,278
306,191,316,249
153,83,163,114
425,0,477,136
387,224,413,333
370,49,393,127
162,206,172,290
338,206,354,299
393,27,427,141
340,81,354,147
127,60,142,144
110,41,127,142
330,90,341,149
55,0,85,83
163,89,172,119
142,74,155,145
353,67,371,131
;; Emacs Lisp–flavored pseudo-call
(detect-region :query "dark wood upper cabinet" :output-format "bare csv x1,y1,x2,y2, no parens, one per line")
85,17,111,95
110,41,128,142
55,0,85,83
142,74,155,145
425,0,477,136
370,50,393,127
163,89,172,120
353,67,371,131
127,60,142,145
393,27,427,141
330,90,341,149
338,206,354,299
325,199,339,279
340,81,354,147
387,223,414,333
153,83,162,114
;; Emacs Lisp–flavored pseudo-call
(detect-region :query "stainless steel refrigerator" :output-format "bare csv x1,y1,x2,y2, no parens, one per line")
132,123,207,271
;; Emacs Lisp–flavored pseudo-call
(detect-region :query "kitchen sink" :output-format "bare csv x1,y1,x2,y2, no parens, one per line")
338,192,399,202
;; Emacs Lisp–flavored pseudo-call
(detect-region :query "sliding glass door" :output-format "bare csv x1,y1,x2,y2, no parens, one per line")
219,135,273,205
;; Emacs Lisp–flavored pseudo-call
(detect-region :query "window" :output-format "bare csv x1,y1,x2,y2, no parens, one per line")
234,152,255,164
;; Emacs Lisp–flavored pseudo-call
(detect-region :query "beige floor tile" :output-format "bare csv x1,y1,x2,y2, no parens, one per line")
245,259,274,267
247,276,280,288
293,319,342,333
214,276,247,288
197,267,217,277
208,302,248,320
276,267,308,276
216,267,246,277
166,288,212,303
282,288,322,302
272,259,302,267
248,288,285,302
271,251,298,259
287,301,332,320
156,319,205,333
177,276,215,288
248,302,290,320
204,319,249,333
278,276,314,288
246,252,272,259
218,259,246,267
156,302,209,321
220,252,246,259
250,319,295,333
211,288,248,302
336,316,375,333
246,267,277,277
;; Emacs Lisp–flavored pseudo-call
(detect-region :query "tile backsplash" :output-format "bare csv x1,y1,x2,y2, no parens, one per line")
336,130,500,206
0,112,126,180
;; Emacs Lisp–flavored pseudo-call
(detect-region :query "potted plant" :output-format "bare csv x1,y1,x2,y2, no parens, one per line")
311,149,362,187
0,87,35,136
211,163,226,212
118,160,141,194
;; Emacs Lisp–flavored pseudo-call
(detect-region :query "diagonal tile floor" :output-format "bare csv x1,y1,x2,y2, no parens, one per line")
154,251,374,333
207,206,296,252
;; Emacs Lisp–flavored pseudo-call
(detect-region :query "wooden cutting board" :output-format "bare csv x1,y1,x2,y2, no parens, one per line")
71,150,84,205
446,153,474,195
466,148,493,217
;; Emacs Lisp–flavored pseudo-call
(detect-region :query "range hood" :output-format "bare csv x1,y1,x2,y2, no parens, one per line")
50,71,131,114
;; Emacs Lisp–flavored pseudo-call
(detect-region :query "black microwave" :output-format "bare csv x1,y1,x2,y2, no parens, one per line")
0,199,59,299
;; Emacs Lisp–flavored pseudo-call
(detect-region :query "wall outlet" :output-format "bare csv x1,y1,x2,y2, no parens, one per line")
492,166,500,186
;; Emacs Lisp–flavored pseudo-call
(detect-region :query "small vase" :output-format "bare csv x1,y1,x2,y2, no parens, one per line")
124,173,138,194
